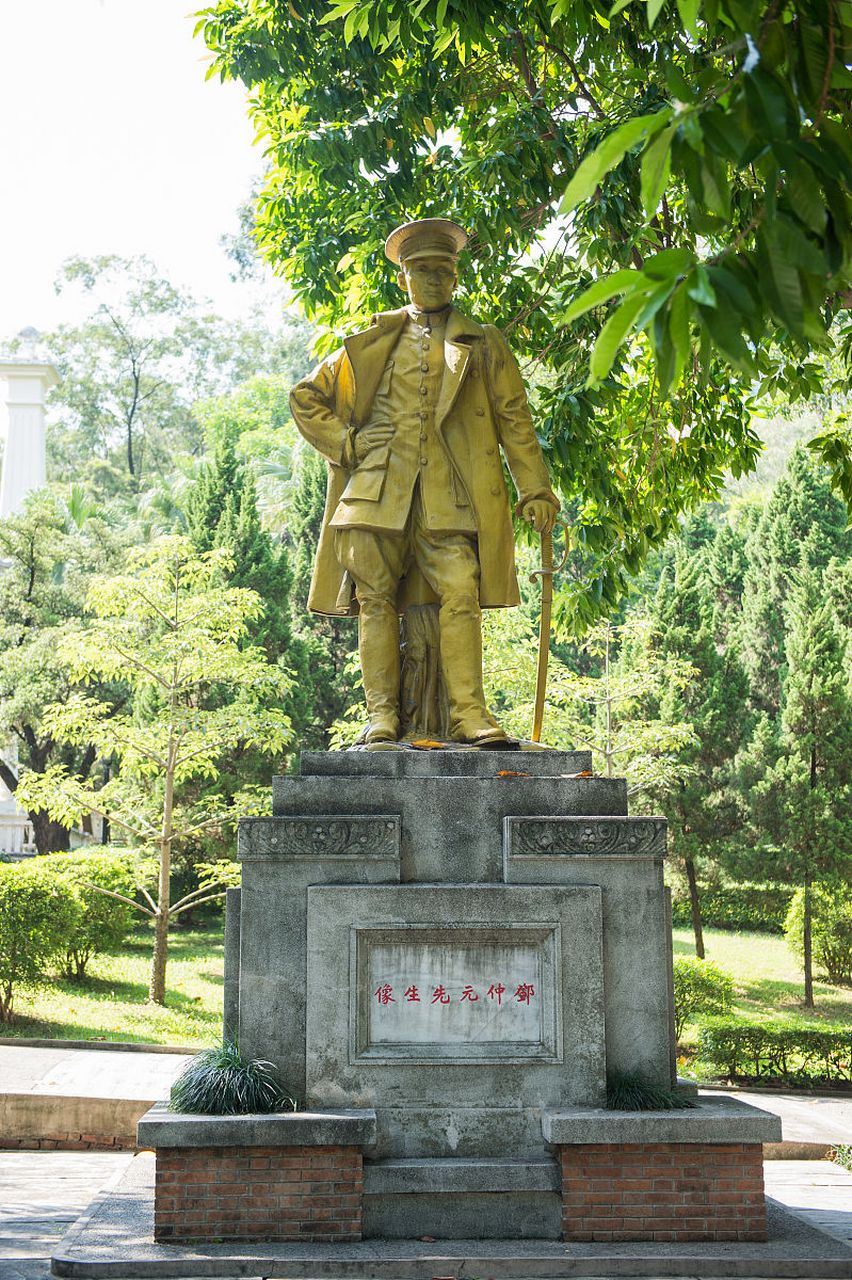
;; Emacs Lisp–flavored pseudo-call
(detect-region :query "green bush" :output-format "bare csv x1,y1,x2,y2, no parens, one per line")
671,882,794,933
0,861,82,1022
170,1039,297,1115
784,883,852,986
40,847,140,980
672,956,735,1040
699,1018,852,1085
832,1144,852,1172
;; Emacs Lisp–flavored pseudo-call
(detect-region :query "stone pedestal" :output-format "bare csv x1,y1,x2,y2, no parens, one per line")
147,748,780,1246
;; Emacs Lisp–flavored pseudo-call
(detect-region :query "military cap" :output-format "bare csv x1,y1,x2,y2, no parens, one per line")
385,217,468,265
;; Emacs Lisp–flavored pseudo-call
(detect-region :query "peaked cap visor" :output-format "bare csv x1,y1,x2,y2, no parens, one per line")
385,218,468,264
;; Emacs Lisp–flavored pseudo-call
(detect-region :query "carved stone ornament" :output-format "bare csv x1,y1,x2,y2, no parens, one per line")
507,817,667,858
239,815,400,860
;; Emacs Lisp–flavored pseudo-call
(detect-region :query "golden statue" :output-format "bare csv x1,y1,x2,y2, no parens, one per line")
289,218,559,746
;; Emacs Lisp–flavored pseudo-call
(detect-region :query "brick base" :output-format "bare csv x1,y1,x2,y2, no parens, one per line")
559,1141,767,1243
154,1144,363,1242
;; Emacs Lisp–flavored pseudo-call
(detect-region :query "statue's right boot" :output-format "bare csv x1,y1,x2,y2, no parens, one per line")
358,601,401,743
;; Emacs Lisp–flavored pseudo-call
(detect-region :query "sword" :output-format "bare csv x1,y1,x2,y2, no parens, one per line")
529,521,570,744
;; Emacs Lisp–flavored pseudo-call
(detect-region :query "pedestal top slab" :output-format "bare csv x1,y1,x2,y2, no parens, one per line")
298,748,593,779
542,1096,783,1145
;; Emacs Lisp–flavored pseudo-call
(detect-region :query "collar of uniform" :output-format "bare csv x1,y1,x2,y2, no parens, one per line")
406,303,450,326
368,306,485,342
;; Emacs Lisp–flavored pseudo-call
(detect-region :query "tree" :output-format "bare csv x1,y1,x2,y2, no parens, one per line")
740,567,852,1005
0,492,120,853
44,256,314,498
647,540,752,957
739,446,851,716
198,0,852,622
16,537,293,1004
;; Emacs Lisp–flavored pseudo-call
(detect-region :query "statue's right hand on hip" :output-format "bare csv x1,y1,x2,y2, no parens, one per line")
355,423,395,463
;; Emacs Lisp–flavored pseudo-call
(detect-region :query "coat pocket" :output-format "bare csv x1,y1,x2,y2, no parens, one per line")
341,450,389,502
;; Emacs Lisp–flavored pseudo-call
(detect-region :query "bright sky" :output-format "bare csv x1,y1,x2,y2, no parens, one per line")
0,0,273,342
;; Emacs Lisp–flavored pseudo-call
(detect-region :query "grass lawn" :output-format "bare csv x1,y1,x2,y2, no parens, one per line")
0,924,224,1047
673,925,852,1043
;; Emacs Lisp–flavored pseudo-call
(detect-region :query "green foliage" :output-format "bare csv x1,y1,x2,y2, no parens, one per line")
198,0,852,621
670,882,794,934
169,1039,297,1114
785,882,852,986
38,847,142,981
672,956,735,1040
832,1144,852,1172
606,1070,695,1111
0,491,122,854
698,1017,852,1085
0,862,82,1022
15,536,294,1003
44,256,312,500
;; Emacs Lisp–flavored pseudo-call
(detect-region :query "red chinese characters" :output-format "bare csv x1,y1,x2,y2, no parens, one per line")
372,980,536,1007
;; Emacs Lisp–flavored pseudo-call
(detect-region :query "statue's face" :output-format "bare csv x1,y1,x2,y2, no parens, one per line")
398,253,457,311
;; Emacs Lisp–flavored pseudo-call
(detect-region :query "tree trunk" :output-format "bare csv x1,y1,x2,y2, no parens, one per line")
803,873,814,1008
149,722,176,1005
29,809,71,854
149,903,169,1005
684,855,705,959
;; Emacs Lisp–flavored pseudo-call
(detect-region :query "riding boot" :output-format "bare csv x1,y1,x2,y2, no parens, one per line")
438,594,507,744
358,599,401,742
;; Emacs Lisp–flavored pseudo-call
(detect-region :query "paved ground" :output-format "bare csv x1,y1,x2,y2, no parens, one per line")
1,1151,849,1280
0,1044,192,1103
0,1047,849,1278
0,1150,132,1280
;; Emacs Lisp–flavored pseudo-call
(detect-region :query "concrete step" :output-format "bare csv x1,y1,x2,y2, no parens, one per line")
362,1155,562,1239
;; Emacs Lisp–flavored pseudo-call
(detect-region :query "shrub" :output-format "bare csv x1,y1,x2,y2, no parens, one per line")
699,1018,852,1085
40,847,140,980
0,861,82,1022
670,882,794,933
169,1039,297,1115
784,883,852,986
672,956,735,1040
831,1144,852,1172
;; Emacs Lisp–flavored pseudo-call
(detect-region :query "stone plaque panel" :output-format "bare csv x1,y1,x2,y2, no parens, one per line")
353,925,561,1062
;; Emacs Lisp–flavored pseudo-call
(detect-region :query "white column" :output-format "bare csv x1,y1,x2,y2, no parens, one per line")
0,351,59,518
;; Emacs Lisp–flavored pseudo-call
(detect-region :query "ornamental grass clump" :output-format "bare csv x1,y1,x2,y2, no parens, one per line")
169,1039,297,1115
606,1070,695,1111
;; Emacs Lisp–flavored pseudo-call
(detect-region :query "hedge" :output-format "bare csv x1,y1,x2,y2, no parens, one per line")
699,1018,852,1085
671,882,794,933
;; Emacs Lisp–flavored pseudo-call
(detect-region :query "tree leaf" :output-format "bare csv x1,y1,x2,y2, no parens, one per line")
640,123,675,216
676,0,700,39
647,0,665,27
667,285,691,390
786,161,828,236
561,110,673,212
644,247,695,280
687,265,716,306
587,290,649,384
561,269,647,324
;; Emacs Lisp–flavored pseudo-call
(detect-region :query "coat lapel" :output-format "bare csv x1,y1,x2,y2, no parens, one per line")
435,308,483,430
344,309,407,426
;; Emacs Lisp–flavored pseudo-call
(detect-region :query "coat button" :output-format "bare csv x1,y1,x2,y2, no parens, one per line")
486,447,495,456
421,458,429,466
421,363,429,373
476,408,485,417
420,387,428,395
490,485,500,495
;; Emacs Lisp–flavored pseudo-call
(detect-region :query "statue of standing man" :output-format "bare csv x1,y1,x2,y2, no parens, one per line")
290,218,559,746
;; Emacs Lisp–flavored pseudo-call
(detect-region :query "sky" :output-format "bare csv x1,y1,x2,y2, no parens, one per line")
0,0,273,342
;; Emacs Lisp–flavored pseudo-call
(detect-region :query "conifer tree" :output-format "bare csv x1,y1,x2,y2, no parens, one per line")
739,448,851,717
649,542,751,957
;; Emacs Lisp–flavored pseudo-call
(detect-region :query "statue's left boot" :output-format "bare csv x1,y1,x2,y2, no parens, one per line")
438,595,508,745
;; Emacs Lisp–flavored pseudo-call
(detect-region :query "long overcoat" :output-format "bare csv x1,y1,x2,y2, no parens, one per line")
289,306,556,616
